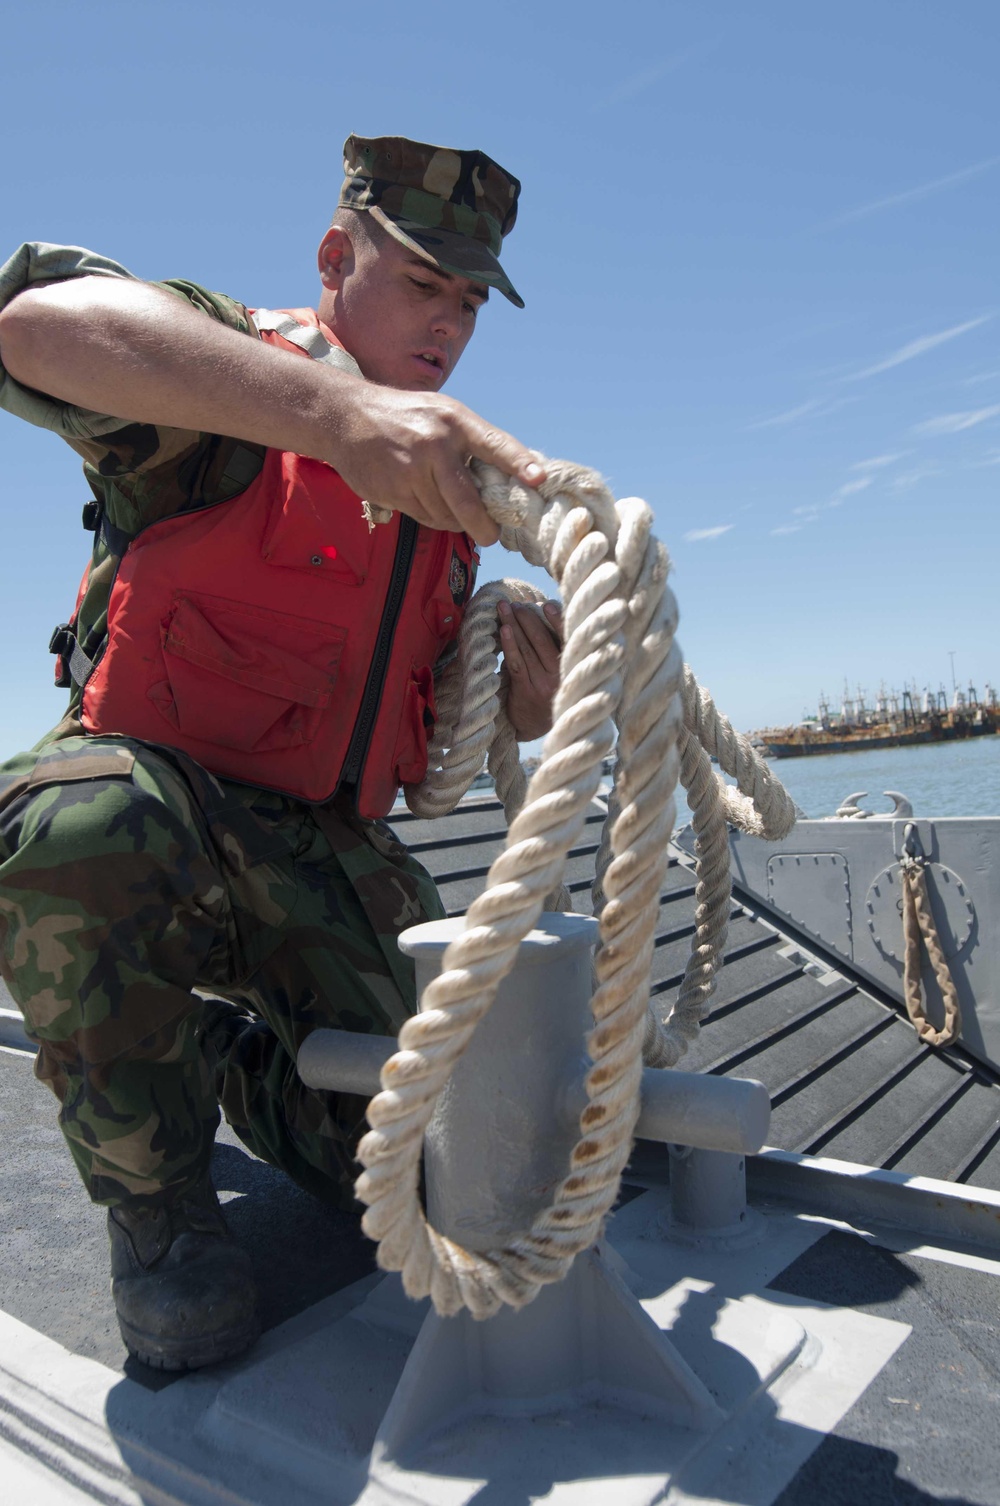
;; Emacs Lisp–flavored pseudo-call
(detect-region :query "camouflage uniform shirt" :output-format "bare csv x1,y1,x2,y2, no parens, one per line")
0,241,275,741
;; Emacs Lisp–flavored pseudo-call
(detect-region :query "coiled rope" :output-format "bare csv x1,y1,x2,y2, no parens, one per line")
355,456,795,1320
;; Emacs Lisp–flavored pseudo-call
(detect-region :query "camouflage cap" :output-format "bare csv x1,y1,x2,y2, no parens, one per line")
338,134,524,308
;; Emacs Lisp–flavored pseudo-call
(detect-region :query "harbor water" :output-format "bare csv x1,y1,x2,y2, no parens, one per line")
753,734,999,819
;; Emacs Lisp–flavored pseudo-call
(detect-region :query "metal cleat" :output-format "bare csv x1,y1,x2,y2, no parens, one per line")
835,790,871,818
835,790,913,819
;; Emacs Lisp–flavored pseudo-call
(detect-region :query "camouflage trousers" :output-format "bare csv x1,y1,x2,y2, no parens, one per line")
0,736,443,1210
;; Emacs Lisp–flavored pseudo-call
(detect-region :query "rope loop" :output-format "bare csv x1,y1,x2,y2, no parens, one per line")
355,455,795,1318
900,856,962,1048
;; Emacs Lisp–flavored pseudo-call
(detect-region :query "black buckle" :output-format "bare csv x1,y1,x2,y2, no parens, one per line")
49,623,73,689
49,623,72,656
82,499,101,532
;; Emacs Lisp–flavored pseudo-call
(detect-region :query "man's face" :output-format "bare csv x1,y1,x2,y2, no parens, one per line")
317,225,489,391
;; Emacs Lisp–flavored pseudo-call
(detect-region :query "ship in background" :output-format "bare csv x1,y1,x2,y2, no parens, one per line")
757,678,999,757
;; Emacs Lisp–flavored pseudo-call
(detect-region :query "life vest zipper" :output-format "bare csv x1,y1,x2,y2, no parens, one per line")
338,515,419,798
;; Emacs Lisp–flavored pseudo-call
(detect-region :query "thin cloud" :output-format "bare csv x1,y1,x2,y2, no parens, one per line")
913,404,1000,436
850,453,905,471
683,525,733,543
771,524,802,536
745,397,849,431
848,317,990,381
892,463,942,491
835,476,873,498
787,475,871,528
819,156,1000,232
596,44,709,108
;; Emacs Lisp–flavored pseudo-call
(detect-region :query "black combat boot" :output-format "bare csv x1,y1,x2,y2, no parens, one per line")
108,1173,260,1371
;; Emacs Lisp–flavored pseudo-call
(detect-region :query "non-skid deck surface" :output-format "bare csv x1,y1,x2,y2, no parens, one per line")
399,796,1000,1189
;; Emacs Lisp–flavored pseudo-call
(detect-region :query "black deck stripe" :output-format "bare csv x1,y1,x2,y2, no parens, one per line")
392,798,505,822
952,1118,1000,1183
762,1013,900,1105
652,905,743,951
431,840,604,886
797,1046,932,1155
650,929,781,997
440,873,694,910
657,883,698,906
705,976,857,1026
879,1072,979,1169
700,987,866,1077
407,827,606,856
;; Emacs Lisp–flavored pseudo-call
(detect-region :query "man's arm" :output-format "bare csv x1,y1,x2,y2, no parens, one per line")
0,274,544,545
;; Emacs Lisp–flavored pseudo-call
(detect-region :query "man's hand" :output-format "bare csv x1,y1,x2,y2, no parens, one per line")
499,600,563,741
328,384,545,547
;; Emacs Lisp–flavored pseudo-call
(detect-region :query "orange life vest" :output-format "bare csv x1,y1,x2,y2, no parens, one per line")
78,310,475,817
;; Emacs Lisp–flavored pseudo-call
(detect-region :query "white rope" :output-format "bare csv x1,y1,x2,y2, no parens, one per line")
406,577,544,827
639,667,797,1065
356,456,794,1319
407,575,572,909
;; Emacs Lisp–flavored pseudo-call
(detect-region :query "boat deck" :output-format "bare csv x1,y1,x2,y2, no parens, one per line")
1,792,998,1503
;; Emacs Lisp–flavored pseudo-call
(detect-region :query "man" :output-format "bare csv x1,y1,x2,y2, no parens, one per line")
0,135,562,1371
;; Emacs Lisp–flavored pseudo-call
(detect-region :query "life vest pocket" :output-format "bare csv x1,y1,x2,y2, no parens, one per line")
261,453,375,584
392,663,437,786
149,593,346,754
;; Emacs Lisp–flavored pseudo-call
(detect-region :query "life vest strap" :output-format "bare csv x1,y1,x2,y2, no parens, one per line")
49,623,96,689
252,309,363,378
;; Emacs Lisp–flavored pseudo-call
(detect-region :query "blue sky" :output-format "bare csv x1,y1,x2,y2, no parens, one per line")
1,0,997,758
